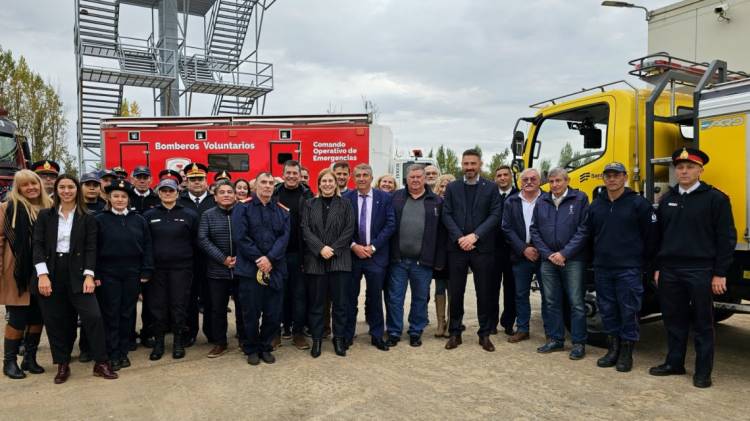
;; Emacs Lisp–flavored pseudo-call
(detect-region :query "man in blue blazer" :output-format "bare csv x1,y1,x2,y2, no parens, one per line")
441,149,502,352
344,163,396,351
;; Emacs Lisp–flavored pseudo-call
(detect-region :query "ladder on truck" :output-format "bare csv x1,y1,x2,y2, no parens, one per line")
628,53,750,202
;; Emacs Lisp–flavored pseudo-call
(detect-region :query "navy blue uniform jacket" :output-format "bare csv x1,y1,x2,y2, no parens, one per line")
231,195,290,290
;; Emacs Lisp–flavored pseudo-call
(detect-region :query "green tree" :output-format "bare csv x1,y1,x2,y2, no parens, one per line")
557,142,573,168
485,148,511,179
0,46,76,174
120,98,142,117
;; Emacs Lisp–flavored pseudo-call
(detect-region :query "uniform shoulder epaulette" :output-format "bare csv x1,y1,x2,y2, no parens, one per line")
277,202,290,212
710,186,730,199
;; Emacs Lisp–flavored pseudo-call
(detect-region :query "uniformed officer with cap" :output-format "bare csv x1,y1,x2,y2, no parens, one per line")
158,169,183,186
143,178,199,360
214,170,231,182
81,172,107,213
587,162,658,372
177,162,216,347
649,148,736,388
30,160,59,196
99,169,117,200
232,171,290,365
112,167,128,180
130,166,160,214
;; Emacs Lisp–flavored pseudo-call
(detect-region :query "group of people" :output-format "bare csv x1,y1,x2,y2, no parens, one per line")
0,145,735,389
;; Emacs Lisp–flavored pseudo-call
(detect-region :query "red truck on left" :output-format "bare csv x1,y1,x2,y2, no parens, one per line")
0,108,31,200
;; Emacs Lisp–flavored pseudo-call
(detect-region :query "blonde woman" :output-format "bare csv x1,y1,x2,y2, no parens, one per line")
431,174,455,337
1,170,53,379
375,174,398,193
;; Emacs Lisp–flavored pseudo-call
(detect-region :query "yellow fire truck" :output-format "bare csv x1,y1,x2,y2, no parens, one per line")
511,53,750,343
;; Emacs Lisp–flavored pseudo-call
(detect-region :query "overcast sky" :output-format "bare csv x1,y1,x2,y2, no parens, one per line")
1,0,676,162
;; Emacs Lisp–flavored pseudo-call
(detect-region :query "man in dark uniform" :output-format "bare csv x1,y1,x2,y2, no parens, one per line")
177,163,216,347
272,160,313,350
232,172,290,365
649,148,736,388
130,166,160,214
30,160,60,196
492,165,518,335
588,162,657,372
99,169,117,199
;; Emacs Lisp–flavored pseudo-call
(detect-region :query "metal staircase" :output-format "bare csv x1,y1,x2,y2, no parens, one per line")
206,0,257,71
79,82,123,149
212,95,255,115
77,0,120,57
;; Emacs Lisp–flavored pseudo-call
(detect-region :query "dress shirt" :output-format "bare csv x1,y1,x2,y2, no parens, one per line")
679,181,701,195
189,191,208,204
352,189,374,246
520,191,541,244
111,208,129,216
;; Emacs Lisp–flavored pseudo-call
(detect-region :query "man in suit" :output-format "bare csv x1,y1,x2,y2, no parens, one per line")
177,163,217,347
441,149,502,352
343,163,396,351
333,161,351,194
492,165,519,336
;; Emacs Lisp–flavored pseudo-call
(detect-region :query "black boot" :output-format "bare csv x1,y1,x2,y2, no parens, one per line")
616,341,634,372
149,336,165,361
311,339,322,358
596,335,620,368
3,338,26,379
20,332,45,374
172,333,185,359
332,337,346,357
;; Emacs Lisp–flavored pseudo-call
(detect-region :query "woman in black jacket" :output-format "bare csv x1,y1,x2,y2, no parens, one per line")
301,168,355,358
95,180,153,371
33,175,117,384
198,179,244,358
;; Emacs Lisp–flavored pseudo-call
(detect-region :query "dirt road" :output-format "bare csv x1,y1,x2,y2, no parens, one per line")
1,284,748,420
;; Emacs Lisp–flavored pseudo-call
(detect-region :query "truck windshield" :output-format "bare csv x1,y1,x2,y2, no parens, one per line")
0,134,17,167
531,103,609,181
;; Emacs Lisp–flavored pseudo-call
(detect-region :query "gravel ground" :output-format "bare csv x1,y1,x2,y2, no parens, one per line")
1,279,748,420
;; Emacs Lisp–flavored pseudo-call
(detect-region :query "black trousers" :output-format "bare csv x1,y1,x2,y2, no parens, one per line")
282,252,307,335
489,252,516,331
98,272,140,360
148,268,192,336
37,253,107,364
447,250,495,338
238,276,282,355
188,255,212,341
129,281,153,343
207,277,244,346
308,271,348,340
6,295,43,330
659,266,715,377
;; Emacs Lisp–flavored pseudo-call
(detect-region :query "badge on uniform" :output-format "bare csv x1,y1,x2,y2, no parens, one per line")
256,269,270,286
668,202,678,207
569,204,574,215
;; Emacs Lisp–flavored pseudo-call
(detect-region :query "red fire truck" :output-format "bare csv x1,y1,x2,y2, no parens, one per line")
101,114,408,188
0,109,31,199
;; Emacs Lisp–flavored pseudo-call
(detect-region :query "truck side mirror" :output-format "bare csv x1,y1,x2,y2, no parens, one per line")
512,131,525,156
582,127,602,149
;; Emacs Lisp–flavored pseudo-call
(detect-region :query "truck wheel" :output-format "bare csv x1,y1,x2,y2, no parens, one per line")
713,297,741,323
562,292,607,348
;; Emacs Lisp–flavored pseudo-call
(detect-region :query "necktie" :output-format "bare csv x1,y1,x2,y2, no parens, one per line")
359,194,368,245
195,197,200,205
500,193,507,200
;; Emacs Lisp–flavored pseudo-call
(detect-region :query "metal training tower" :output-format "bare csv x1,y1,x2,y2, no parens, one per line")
74,0,275,171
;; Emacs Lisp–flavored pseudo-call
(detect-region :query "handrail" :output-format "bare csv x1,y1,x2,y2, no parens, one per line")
529,80,636,108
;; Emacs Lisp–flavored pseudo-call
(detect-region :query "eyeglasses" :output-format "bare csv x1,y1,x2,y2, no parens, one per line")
520,177,538,183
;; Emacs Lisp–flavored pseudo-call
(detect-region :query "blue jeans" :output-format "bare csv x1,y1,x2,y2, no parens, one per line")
540,260,587,344
512,259,542,334
594,268,643,341
385,258,433,337
434,278,448,296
